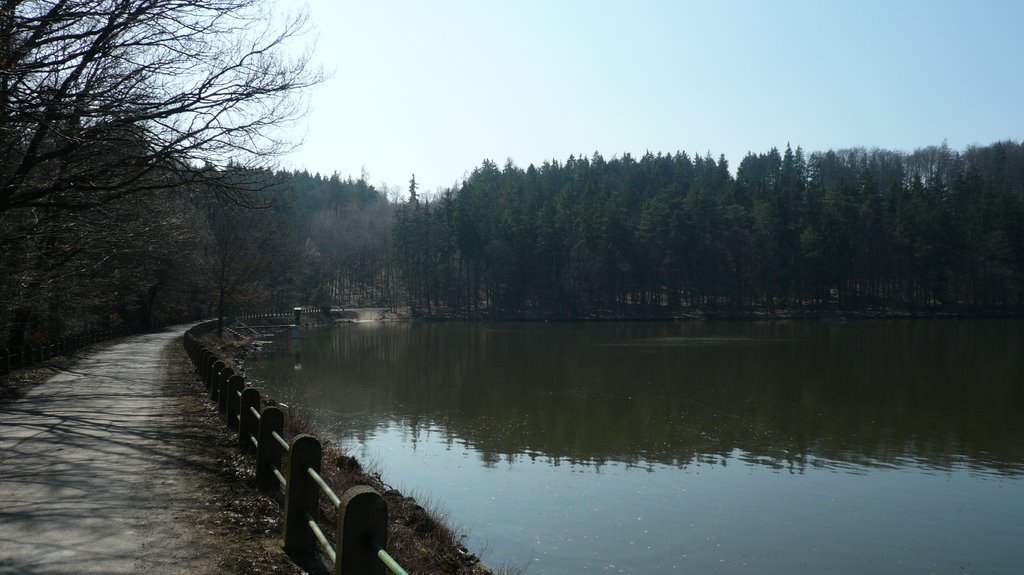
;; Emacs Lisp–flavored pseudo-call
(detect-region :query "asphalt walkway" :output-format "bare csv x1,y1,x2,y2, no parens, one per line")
0,327,218,575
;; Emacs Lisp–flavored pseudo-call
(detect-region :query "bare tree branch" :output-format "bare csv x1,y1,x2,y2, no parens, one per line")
0,0,320,213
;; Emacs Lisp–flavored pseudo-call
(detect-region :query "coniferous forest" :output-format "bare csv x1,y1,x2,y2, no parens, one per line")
392,142,1024,318
4,141,1024,347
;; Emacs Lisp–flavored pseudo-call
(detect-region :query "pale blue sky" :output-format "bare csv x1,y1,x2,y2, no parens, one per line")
279,0,1023,193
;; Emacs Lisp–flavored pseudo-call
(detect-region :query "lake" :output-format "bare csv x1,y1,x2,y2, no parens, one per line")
244,319,1024,574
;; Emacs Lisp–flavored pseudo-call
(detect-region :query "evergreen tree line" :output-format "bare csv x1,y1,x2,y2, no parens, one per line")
392,141,1024,318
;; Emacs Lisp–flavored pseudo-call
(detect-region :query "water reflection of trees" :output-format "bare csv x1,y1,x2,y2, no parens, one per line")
249,321,1024,475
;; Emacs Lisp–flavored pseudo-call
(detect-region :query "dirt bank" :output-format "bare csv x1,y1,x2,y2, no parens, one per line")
192,317,498,575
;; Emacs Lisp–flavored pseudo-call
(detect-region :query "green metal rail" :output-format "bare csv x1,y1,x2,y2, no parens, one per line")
304,510,337,562
374,541,411,575
270,430,289,489
308,467,341,507
246,406,261,449
271,430,289,450
305,464,409,575
306,468,341,563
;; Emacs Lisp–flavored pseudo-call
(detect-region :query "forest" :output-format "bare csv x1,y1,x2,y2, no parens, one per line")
0,168,392,348
0,0,321,349
392,142,1024,318
5,140,1024,348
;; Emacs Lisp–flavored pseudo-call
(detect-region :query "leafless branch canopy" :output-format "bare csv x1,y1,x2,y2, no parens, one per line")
0,0,319,212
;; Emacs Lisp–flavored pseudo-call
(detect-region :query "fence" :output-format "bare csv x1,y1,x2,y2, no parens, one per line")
0,308,324,376
0,308,216,375
0,327,136,375
232,307,325,324
1,331,104,374
184,322,408,575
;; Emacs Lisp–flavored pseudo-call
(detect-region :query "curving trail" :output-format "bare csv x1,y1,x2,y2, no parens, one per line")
0,327,218,575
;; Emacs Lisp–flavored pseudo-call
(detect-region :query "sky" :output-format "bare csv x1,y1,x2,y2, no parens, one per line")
276,0,1024,194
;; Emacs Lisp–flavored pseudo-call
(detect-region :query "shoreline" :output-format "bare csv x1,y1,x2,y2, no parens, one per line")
365,307,1024,323
193,321,496,575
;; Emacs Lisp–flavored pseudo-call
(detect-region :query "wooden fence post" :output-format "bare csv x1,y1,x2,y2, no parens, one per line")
255,406,285,492
338,486,388,575
226,375,244,428
283,434,321,557
218,367,235,414
202,353,215,388
208,360,224,401
239,387,261,451
197,347,209,372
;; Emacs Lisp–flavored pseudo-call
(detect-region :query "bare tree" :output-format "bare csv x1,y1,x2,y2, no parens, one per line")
199,200,305,337
0,0,319,214
0,185,205,345
0,0,318,345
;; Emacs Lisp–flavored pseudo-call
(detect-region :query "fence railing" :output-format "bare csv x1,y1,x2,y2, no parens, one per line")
1,331,114,374
0,307,329,376
184,323,407,575
0,309,221,375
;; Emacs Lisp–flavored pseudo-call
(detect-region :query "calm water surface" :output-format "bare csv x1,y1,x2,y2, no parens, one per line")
245,320,1024,574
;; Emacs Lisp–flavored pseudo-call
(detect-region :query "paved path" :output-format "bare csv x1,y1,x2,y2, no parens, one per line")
0,327,217,574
